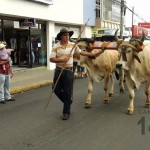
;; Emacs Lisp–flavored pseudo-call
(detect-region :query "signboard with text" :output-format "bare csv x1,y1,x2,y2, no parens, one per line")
138,23,150,28
19,18,36,27
132,25,150,37
92,28,117,37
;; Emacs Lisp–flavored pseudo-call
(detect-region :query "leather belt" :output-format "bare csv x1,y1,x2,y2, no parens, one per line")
56,67,73,70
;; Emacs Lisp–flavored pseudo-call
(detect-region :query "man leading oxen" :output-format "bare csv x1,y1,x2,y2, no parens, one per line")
116,30,150,114
76,40,120,108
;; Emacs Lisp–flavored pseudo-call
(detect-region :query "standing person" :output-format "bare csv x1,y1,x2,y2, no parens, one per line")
49,28,101,120
0,43,14,70
0,43,15,104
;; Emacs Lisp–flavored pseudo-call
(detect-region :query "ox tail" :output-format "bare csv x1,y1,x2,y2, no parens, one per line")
115,70,120,80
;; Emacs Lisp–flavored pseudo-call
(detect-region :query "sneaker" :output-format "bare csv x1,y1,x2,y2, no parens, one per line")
62,114,70,120
6,98,15,101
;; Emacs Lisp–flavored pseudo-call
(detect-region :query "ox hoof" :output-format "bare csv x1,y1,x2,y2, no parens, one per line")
145,103,150,108
120,89,124,93
104,100,109,104
85,103,91,109
109,93,113,97
127,108,134,115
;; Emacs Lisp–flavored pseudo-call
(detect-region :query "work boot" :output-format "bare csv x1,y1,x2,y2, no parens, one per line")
62,114,70,120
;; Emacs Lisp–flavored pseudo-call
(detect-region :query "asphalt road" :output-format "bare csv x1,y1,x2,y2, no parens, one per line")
0,78,150,150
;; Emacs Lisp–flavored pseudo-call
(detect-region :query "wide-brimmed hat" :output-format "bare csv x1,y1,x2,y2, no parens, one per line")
56,28,74,40
0,43,6,50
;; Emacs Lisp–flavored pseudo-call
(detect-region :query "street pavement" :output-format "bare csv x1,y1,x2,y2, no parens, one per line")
0,78,150,150
10,66,54,94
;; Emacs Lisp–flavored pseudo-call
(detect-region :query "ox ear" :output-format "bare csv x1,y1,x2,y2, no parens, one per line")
114,29,119,41
134,54,141,63
137,44,145,52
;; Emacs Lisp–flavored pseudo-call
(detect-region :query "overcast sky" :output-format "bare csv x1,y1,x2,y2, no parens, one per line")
125,0,150,27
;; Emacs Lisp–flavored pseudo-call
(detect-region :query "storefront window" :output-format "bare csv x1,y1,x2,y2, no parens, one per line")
30,23,47,66
0,19,46,68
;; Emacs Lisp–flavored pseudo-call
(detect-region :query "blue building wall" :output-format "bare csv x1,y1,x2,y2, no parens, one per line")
83,0,96,26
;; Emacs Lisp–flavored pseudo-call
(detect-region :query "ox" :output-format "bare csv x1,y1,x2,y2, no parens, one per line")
77,40,120,108
116,31,150,114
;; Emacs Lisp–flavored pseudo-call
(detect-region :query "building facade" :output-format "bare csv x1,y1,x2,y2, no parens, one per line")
94,0,122,37
0,0,95,70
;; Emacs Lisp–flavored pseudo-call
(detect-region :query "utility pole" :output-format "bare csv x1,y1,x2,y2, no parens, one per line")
132,6,134,26
120,0,125,38
132,6,134,37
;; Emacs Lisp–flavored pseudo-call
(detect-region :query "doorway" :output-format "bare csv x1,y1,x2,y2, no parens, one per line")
17,29,30,67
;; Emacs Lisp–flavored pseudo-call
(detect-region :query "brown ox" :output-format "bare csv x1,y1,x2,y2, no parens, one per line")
77,40,120,108
116,31,150,114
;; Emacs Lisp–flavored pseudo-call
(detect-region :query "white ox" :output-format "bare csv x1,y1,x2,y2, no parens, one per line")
77,41,120,108
116,32,150,114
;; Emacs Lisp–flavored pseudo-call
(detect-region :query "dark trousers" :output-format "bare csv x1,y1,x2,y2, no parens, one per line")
53,68,74,115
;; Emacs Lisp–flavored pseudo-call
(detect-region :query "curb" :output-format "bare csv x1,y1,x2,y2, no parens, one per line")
10,80,53,94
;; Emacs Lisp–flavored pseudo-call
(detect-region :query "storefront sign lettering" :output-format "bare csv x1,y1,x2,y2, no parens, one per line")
19,18,36,27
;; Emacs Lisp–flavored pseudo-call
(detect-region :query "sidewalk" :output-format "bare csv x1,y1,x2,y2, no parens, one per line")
10,66,54,94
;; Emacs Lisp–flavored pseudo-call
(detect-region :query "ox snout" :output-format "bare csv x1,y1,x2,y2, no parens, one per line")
116,63,122,69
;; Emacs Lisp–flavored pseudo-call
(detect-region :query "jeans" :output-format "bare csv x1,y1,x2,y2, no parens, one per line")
0,74,11,101
53,68,74,115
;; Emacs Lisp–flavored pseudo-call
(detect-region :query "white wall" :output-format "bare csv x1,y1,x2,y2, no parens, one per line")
81,26,92,38
50,0,83,24
55,26,80,38
0,0,84,25
46,21,56,70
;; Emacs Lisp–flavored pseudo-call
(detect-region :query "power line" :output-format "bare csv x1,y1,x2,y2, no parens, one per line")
112,0,148,23
125,5,147,23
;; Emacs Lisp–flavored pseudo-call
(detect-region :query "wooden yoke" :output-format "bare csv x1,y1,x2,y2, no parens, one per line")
90,41,118,50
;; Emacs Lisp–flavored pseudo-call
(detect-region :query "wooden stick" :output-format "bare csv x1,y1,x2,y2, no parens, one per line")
69,18,90,55
44,68,64,110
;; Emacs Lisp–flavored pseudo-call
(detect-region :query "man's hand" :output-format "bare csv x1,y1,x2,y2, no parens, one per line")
58,55,70,63
61,56,70,63
10,72,13,79
7,49,14,55
92,49,102,57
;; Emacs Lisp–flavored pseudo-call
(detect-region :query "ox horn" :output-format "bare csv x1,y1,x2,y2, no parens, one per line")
119,43,138,51
114,29,119,41
140,30,145,43
134,53,141,63
114,29,123,46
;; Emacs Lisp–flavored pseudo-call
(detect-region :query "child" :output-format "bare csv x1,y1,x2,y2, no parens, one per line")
0,43,14,70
